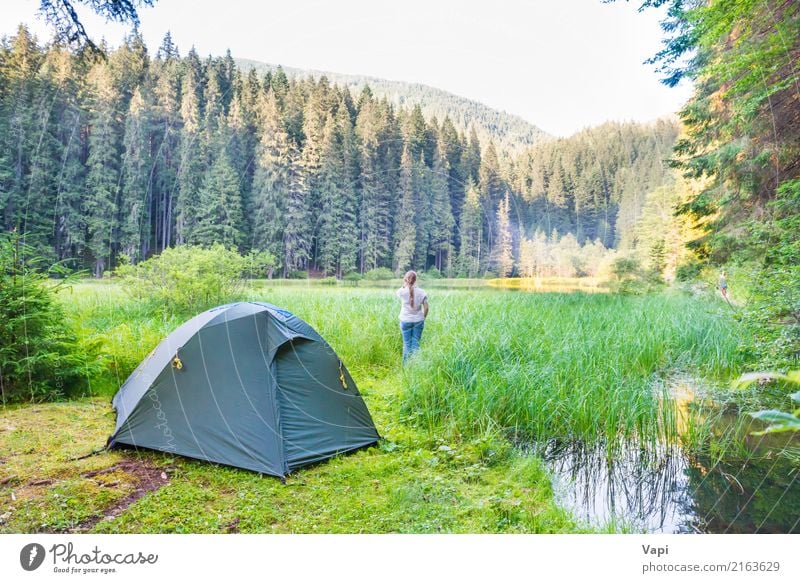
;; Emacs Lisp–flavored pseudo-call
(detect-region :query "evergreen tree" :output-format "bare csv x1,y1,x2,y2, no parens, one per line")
393,145,416,273
174,49,204,245
429,138,454,273
495,191,513,277
519,237,535,278
317,109,358,276
412,152,432,270
356,98,392,271
335,99,359,274
150,33,182,253
84,59,121,276
300,85,326,268
0,33,686,278
283,145,311,274
456,178,482,277
250,91,290,269
192,149,244,247
119,86,153,262
1,26,41,233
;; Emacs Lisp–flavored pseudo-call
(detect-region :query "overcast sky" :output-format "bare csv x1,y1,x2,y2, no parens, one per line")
2,0,692,136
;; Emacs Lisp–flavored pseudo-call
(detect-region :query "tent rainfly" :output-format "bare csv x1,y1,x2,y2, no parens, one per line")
107,302,380,477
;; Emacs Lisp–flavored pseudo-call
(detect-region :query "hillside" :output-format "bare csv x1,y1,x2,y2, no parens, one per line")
235,58,550,153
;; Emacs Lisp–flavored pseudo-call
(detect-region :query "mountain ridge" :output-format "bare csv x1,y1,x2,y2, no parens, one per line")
234,57,551,153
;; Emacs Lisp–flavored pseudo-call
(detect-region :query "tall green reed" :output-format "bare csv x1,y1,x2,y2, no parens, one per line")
401,291,744,450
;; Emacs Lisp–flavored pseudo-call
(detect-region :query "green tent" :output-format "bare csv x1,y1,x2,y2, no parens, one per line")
107,302,379,477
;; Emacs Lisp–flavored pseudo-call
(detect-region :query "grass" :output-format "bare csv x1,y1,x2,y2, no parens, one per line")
0,374,580,533
0,280,750,533
401,291,745,451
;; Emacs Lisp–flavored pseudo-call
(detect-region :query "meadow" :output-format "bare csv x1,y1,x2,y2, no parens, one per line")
0,279,774,533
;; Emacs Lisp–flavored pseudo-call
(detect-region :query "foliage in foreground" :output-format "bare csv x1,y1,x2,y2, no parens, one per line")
0,233,95,403
736,371,800,435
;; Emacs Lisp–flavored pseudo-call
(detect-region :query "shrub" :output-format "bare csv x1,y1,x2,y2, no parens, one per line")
343,271,363,282
320,276,338,286
424,266,443,280
675,259,703,282
287,270,309,280
243,249,278,279
364,267,394,281
611,256,641,280
115,244,246,315
0,233,92,402
609,256,663,295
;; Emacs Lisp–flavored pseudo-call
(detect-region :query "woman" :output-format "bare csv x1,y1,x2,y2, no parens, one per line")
718,270,728,300
396,270,428,363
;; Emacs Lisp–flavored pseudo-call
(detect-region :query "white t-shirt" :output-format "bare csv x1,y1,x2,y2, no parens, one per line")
396,286,428,323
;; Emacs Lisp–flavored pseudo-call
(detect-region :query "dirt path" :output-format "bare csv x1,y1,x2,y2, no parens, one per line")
65,459,170,533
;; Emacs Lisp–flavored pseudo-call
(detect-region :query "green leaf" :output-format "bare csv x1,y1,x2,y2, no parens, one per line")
734,371,787,388
749,410,800,424
749,409,800,435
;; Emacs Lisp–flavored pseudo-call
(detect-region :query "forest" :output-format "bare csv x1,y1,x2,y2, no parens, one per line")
0,25,679,279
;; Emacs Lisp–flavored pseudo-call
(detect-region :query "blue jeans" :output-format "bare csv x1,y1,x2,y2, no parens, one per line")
400,320,425,363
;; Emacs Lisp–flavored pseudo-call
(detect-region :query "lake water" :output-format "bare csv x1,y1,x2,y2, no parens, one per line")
537,439,798,533
524,380,799,533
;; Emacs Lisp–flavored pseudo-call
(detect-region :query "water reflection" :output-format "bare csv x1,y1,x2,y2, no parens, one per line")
487,278,609,294
533,439,798,533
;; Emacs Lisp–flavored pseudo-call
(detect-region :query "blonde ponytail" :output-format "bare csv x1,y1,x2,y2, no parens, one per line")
404,270,418,308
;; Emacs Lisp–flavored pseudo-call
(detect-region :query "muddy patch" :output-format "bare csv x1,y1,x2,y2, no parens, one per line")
67,460,171,532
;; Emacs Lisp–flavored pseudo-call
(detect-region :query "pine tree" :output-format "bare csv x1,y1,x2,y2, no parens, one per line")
53,103,87,262
356,98,392,271
156,31,179,60
519,237,535,278
335,99,359,274
283,145,311,274
84,59,121,276
226,85,257,244
23,46,64,259
439,117,465,244
300,85,326,268
456,178,482,277
150,34,182,253
192,149,244,247
412,152,432,270
1,26,41,233
118,86,153,262
250,91,290,270
463,125,482,184
393,145,416,274
317,108,358,277
495,191,514,277
429,138,454,273
174,49,204,245
316,114,344,276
